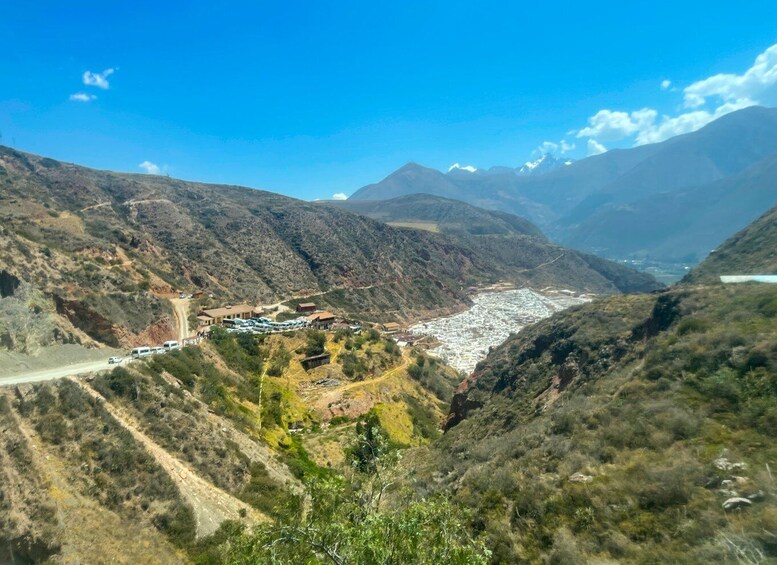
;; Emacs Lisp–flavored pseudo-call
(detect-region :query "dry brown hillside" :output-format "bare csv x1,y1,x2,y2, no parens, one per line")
0,145,658,350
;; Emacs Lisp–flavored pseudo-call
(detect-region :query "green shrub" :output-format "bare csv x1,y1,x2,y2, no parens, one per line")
305,330,326,357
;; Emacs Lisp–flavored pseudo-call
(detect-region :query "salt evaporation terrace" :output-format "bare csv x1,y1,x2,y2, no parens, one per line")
409,288,590,374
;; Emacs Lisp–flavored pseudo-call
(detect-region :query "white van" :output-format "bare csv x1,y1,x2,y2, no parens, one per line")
163,340,180,351
131,346,152,359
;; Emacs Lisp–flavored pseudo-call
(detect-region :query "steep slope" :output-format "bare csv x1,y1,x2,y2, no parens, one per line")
0,322,467,563
404,207,777,562
350,106,777,262
322,194,545,238
0,146,658,348
410,284,777,562
321,194,660,298
683,202,777,283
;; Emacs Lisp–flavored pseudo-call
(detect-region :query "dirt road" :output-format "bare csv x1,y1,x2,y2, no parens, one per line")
170,297,190,341
0,358,119,387
310,352,411,418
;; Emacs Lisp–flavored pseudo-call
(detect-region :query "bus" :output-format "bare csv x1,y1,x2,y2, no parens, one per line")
131,346,152,359
163,340,180,351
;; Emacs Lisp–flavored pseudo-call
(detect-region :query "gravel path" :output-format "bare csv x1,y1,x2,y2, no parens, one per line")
0,358,118,387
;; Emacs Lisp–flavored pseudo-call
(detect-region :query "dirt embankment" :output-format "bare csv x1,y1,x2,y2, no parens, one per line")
0,389,185,564
72,378,266,538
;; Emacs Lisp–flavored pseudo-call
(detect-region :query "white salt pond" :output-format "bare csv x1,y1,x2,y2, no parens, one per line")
409,288,590,374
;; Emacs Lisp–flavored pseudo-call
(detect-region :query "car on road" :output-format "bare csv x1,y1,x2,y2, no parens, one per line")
179,293,187,299
108,356,123,364
131,346,152,359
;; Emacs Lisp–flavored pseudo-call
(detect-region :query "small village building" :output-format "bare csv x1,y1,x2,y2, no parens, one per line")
381,322,402,334
296,302,317,313
197,315,213,327
307,311,336,330
198,304,255,325
301,352,331,371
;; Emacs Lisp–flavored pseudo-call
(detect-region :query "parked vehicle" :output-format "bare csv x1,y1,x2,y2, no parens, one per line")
131,347,152,359
108,356,123,364
163,340,180,351
179,293,187,299
152,347,165,355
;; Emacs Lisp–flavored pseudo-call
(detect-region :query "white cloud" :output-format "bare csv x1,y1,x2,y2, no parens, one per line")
576,108,657,142
535,139,575,156
634,99,754,145
538,141,558,154
69,92,96,102
587,139,607,155
572,42,777,150
138,161,161,175
332,192,348,200
683,43,777,109
83,68,115,90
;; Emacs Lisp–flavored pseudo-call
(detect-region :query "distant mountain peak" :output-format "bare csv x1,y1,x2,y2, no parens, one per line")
448,162,478,173
518,153,573,176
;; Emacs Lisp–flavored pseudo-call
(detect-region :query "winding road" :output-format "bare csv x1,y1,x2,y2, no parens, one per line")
170,297,191,341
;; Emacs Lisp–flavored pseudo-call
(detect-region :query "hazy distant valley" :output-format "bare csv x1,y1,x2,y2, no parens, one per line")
350,106,777,269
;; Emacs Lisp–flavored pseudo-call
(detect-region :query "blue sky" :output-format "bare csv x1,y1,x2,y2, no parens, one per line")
2,2,777,200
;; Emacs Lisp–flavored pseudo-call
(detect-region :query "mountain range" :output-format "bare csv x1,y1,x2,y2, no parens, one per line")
0,146,657,350
350,106,777,263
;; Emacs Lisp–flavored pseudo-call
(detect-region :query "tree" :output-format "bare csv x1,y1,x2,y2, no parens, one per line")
305,330,326,357
222,417,490,564
267,345,292,377
346,411,390,475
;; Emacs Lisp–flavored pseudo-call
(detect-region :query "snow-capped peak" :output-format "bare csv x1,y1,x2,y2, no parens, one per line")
517,153,574,176
520,154,550,172
448,162,478,173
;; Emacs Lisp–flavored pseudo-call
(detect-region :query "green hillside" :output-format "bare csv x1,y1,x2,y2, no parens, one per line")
410,284,777,562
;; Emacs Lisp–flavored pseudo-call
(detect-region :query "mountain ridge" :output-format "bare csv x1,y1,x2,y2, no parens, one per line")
0,145,657,350
350,106,777,263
